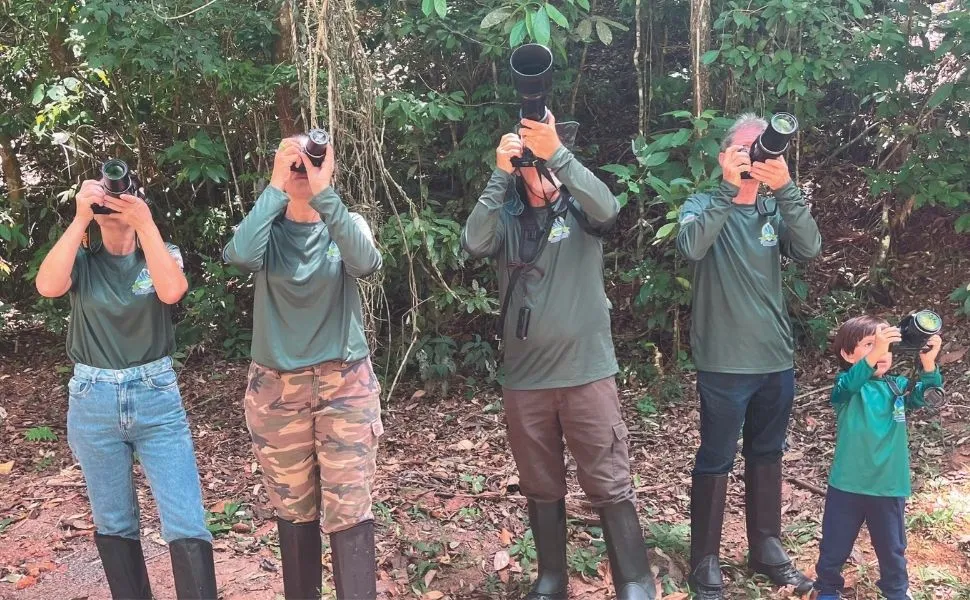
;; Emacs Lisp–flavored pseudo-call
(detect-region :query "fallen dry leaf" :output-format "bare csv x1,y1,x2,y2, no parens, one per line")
423,568,437,588
210,500,228,514
454,439,474,451
231,522,252,533
493,549,510,571
0,461,13,475
411,390,427,401
500,528,513,546
421,592,443,600
661,593,689,600
940,346,967,365
15,575,37,590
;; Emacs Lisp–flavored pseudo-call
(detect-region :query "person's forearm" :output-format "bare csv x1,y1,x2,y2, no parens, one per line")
36,217,89,297
138,224,187,304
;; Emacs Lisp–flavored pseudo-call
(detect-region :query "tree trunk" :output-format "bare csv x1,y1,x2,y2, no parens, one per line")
689,0,711,117
274,0,301,136
0,134,26,218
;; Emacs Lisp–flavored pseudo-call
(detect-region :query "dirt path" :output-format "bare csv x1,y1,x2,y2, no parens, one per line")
2,335,969,599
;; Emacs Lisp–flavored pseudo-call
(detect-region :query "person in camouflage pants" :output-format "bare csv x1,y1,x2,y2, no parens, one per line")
244,359,382,532
225,132,383,600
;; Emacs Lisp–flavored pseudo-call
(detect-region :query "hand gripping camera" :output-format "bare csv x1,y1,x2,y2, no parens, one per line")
740,113,799,179
895,309,942,353
95,159,145,214
290,128,330,173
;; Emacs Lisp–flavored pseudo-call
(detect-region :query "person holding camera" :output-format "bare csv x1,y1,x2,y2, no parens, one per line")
814,316,942,600
35,174,217,599
677,114,821,599
224,133,382,599
462,113,655,600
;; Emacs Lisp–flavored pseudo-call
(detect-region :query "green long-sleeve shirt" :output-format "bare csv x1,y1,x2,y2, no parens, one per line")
829,360,943,497
223,185,381,371
462,146,621,390
677,181,821,373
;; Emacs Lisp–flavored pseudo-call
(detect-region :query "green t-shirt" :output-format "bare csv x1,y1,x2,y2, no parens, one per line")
223,186,381,372
67,245,182,369
461,146,620,390
828,360,943,497
677,181,821,373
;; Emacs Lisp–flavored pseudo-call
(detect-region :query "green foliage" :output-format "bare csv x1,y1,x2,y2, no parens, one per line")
459,473,486,494
509,528,537,573
205,501,248,536
645,522,690,558
24,426,58,443
950,282,970,318
567,545,605,577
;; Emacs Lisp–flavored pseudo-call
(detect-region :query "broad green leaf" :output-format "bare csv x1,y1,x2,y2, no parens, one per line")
575,18,592,41
533,7,551,45
434,0,447,18
545,3,569,28
655,222,676,239
644,151,669,167
701,50,719,65
31,84,45,106
576,0,590,10
510,21,527,47
421,0,433,16
481,8,511,29
927,83,954,109
595,20,612,45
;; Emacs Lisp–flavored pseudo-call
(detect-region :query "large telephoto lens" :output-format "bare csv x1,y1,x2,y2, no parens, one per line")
510,44,553,122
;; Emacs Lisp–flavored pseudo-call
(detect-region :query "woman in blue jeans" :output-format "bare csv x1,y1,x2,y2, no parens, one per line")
36,174,217,599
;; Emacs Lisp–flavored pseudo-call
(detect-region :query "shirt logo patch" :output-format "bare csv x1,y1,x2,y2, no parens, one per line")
326,241,342,263
893,397,906,423
759,222,778,247
548,216,570,243
131,268,155,295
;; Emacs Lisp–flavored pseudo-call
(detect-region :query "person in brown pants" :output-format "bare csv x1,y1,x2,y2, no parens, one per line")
461,110,654,600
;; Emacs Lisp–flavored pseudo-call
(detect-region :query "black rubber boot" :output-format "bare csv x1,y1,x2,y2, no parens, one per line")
745,459,814,595
330,520,377,600
599,500,655,600
524,499,568,600
688,474,728,600
169,537,218,599
94,533,153,600
278,518,323,599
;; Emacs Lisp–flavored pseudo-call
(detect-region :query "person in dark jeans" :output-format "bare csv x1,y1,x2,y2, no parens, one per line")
815,316,943,600
676,114,822,599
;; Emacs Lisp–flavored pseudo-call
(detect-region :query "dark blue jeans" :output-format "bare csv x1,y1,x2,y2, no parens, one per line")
815,486,908,599
692,370,794,475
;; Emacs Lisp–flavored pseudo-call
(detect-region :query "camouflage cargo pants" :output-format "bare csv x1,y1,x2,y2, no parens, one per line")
243,357,383,533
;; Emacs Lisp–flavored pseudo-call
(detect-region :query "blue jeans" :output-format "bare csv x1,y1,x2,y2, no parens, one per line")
693,370,794,475
815,486,908,599
67,356,211,543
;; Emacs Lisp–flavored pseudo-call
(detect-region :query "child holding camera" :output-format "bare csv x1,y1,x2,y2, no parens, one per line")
814,316,943,600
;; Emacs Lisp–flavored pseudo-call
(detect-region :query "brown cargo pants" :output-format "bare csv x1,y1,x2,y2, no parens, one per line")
504,376,635,507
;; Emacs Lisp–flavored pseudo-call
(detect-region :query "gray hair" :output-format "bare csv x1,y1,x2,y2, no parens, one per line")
721,113,768,150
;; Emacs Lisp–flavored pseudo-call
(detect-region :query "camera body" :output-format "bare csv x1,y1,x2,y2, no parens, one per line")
740,113,799,179
291,128,330,173
895,310,942,353
96,159,144,214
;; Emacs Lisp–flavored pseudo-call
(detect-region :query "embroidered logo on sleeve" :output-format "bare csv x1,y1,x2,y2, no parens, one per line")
326,241,342,263
759,222,778,247
548,216,570,243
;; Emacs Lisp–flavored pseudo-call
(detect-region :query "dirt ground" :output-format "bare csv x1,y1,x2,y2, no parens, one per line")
2,198,970,599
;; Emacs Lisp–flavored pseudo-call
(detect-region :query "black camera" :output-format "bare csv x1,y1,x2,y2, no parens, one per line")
290,128,330,173
740,113,798,179
96,159,144,214
509,44,553,169
896,310,942,353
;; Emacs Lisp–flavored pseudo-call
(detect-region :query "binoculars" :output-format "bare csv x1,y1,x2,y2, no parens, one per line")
896,309,942,353
740,113,799,179
509,44,553,169
95,159,145,214
290,128,330,173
